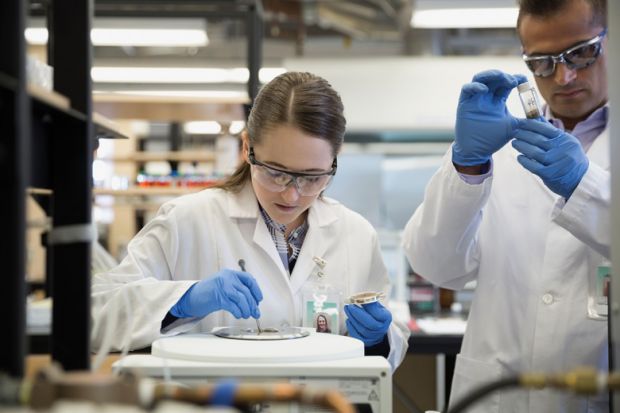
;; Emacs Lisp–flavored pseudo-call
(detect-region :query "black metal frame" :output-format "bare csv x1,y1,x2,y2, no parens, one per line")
0,0,94,375
44,0,94,372
0,0,265,375
0,0,30,378
23,0,260,372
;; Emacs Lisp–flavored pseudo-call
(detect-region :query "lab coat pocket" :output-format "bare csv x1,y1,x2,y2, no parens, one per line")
449,354,501,413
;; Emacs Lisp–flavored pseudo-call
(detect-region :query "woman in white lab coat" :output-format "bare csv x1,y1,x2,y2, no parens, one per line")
91,71,409,370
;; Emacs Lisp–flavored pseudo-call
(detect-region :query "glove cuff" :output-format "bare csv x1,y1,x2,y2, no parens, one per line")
170,283,198,318
452,147,491,167
364,334,390,355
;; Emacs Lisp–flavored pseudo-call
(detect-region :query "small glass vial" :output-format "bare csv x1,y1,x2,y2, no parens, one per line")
517,81,543,119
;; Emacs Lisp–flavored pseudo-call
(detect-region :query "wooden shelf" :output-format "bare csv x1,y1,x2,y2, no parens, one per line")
96,151,216,163
93,92,250,105
93,99,246,123
94,201,163,211
27,83,71,111
94,186,207,197
28,83,88,125
93,112,132,140
26,84,130,140
27,187,53,196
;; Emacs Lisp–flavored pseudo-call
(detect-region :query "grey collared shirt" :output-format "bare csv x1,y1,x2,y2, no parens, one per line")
259,206,309,274
545,104,608,152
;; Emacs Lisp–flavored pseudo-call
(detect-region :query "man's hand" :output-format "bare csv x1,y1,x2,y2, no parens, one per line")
512,119,589,199
453,70,526,167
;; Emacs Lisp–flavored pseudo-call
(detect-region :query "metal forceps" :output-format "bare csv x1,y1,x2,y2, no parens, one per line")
238,259,262,334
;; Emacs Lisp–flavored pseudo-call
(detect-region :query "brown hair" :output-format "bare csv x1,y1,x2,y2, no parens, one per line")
516,0,607,30
213,71,346,192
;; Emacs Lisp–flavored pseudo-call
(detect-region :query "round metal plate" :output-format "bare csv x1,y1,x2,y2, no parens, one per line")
213,326,310,341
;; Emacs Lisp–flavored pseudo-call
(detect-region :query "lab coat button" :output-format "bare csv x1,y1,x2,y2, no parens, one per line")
542,293,554,305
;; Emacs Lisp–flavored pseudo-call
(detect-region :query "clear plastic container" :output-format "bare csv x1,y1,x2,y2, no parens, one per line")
517,81,543,119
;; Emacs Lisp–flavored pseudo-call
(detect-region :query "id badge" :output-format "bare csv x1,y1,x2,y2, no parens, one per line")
587,262,611,320
301,257,341,334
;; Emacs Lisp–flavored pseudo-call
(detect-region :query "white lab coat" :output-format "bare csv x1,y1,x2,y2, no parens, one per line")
403,127,610,412
92,183,409,371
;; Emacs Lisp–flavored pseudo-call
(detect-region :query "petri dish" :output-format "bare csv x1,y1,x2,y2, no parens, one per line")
348,291,385,305
213,326,310,341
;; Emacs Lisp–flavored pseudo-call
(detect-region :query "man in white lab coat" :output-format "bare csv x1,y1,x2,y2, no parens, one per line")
403,0,609,411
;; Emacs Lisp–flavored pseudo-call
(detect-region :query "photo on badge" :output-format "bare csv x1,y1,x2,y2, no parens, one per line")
304,300,339,334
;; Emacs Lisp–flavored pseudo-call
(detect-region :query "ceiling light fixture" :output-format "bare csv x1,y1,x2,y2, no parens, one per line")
91,67,286,84
184,121,222,135
26,18,208,47
411,0,518,29
229,121,246,135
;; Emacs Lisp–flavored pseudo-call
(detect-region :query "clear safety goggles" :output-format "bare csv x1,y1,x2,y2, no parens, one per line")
249,147,337,196
522,28,607,78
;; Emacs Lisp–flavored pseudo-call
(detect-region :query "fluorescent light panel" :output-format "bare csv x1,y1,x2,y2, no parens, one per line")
412,8,518,28
25,18,208,47
25,28,48,44
184,121,222,134
229,121,245,135
184,121,247,135
94,90,248,99
91,29,207,47
91,67,286,84
411,0,518,28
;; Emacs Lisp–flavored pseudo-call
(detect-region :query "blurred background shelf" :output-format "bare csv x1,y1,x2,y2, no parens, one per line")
94,186,208,197
93,111,132,140
96,150,216,163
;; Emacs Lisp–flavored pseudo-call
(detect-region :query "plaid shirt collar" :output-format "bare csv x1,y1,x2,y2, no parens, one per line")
259,205,309,273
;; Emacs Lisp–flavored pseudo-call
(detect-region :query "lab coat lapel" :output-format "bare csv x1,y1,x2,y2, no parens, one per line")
226,184,289,281
252,218,289,281
289,198,339,296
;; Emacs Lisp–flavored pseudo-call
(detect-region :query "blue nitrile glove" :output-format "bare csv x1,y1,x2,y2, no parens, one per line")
512,118,589,199
453,70,527,166
170,269,263,319
344,301,392,347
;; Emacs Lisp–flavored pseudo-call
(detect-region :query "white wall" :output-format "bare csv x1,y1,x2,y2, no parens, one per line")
285,56,536,132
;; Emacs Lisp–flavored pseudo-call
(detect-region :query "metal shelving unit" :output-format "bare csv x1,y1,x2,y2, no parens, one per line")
2,0,264,379
0,0,29,379
1,0,94,376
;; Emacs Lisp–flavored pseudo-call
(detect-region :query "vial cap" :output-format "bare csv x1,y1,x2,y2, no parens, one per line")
517,81,532,93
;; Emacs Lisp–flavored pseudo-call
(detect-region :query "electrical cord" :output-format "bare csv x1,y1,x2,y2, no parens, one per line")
445,368,620,413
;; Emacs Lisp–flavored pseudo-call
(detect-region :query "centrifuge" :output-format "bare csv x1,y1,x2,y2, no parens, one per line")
114,328,391,413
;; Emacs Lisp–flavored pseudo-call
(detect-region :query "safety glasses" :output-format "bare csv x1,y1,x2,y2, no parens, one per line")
523,28,607,78
248,147,337,196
